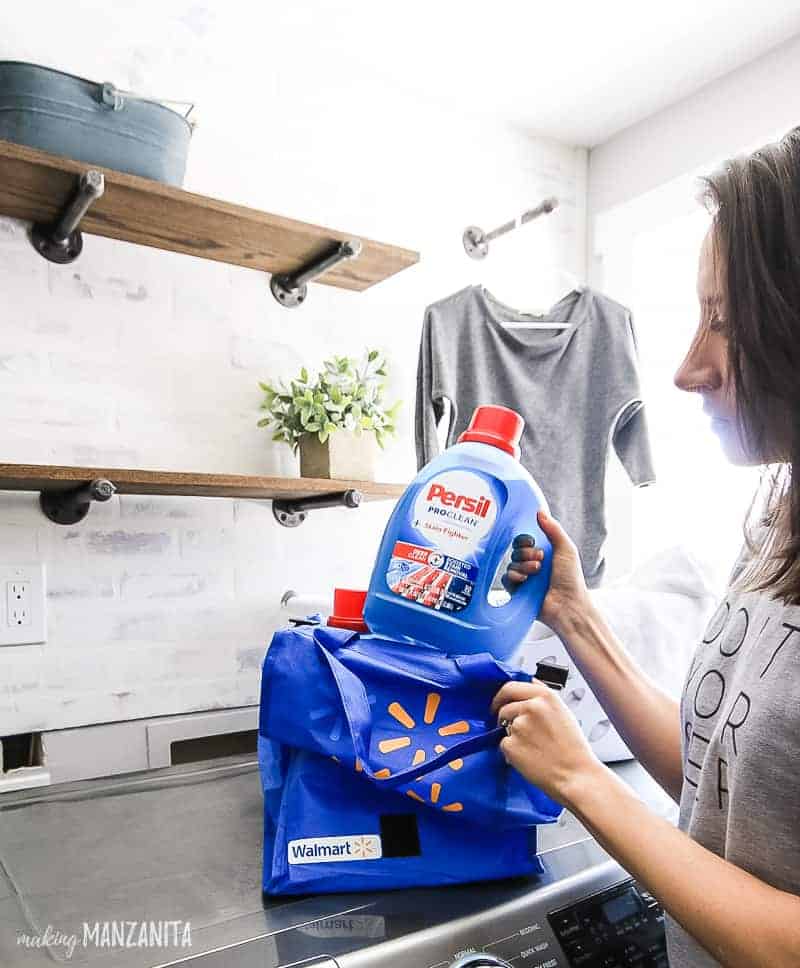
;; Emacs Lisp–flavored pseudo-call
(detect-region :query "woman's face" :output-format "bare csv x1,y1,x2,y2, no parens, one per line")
674,230,752,465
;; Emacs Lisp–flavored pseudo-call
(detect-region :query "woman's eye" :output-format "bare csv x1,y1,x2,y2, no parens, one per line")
708,315,728,334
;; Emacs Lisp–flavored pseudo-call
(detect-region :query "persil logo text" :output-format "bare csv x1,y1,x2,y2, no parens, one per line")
425,483,492,518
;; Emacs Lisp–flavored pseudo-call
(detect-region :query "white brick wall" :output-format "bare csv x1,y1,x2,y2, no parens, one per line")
0,56,586,733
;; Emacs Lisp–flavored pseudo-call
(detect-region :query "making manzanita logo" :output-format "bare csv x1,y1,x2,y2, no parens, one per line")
16,921,192,959
16,926,79,961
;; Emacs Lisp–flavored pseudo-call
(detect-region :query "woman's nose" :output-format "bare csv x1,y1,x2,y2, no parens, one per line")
674,328,720,393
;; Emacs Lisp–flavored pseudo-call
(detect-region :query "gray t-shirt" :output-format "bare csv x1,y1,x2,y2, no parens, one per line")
415,285,655,587
666,550,800,965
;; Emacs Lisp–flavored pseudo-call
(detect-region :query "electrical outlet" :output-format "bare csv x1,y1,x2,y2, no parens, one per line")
7,581,32,627
0,565,46,646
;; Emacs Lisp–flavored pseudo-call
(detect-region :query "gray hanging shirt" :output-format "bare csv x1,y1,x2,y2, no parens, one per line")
415,285,655,587
665,547,800,966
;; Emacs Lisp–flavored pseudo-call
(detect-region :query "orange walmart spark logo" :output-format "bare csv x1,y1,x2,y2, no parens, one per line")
351,836,380,859
370,692,466,813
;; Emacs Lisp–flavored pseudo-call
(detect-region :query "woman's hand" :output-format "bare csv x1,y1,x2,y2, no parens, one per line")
491,679,604,808
503,509,591,636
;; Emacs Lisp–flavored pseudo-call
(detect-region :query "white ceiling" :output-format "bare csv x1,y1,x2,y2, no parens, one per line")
4,1,800,147
314,0,800,145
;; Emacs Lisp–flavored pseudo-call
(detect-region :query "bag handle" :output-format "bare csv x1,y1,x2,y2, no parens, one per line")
380,725,508,788
312,628,515,789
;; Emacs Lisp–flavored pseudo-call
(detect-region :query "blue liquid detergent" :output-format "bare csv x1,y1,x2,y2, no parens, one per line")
365,405,552,660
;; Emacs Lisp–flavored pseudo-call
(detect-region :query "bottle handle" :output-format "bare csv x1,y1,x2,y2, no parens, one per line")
499,530,552,601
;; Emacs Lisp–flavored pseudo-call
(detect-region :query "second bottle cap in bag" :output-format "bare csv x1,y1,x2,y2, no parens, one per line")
327,588,369,633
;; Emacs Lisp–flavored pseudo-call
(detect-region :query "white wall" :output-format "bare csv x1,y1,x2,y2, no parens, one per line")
587,29,800,321
588,30,800,223
0,32,587,734
585,36,800,591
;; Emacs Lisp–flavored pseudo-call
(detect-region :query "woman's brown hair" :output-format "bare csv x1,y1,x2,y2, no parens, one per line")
699,128,800,604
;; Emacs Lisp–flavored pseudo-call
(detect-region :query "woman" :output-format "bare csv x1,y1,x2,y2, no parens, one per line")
495,130,800,967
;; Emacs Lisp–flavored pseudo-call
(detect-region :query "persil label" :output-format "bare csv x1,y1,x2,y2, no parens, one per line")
412,470,497,557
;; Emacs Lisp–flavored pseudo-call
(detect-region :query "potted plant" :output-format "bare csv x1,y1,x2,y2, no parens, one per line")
257,349,401,481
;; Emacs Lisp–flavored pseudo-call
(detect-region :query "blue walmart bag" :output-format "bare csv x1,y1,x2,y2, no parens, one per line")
258,625,563,894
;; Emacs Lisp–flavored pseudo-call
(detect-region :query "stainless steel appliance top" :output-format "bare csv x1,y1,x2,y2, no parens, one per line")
0,757,675,968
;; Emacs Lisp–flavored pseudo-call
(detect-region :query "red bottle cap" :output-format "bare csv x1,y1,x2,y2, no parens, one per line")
327,588,369,633
457,405,524,459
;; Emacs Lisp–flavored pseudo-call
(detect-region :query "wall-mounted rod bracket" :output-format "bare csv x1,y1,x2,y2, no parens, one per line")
272,488,362,528
40,478,116,525
270,239,363,308
30,169,105,264
463,196,558,260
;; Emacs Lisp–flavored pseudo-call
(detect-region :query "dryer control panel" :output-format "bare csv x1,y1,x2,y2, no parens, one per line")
548,879,667,968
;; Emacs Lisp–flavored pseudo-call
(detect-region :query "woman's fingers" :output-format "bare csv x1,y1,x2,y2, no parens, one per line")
510,558,542,574
497,697,549,726
503,564,537,592
504,544,545,588
496,682,554,722
490,679,549,715
511,546,545,563
503,568,527,588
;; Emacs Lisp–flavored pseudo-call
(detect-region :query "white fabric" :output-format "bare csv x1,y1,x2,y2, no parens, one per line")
513,545,718,762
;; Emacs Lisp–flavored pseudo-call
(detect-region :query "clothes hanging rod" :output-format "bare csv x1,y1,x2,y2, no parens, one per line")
463,196,559,260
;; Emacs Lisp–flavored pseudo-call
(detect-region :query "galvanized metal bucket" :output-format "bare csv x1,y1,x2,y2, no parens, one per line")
0,61,193,186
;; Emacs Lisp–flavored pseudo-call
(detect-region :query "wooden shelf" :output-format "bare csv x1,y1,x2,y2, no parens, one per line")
0,463,405,502
0,139,419,291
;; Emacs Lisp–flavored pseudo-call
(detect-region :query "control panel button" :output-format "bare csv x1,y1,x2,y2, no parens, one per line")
551,912,580,938
563,939,589,954
548,879,667,967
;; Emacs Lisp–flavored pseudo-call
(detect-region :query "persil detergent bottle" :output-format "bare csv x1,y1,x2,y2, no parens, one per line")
364,405,552,660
